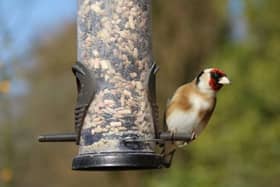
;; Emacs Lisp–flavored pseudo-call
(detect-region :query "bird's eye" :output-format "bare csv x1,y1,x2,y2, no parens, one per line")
212,72,220,79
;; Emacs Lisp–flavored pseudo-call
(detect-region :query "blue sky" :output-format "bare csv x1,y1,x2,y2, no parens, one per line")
0,0,76,95
0,0,76,63
228,0,247,41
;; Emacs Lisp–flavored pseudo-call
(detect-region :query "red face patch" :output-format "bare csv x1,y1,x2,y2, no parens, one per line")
209,68,226,91
209,78,223,91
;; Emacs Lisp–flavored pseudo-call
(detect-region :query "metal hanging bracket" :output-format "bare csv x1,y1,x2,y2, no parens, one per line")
146,63,160,138
72,61,97,144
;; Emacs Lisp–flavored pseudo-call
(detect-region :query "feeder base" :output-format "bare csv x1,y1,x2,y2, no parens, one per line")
72,152,164,170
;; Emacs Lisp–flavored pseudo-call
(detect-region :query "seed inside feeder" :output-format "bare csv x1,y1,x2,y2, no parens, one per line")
77,0,155,153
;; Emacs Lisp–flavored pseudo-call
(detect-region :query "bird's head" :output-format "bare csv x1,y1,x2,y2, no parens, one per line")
195,68,230,94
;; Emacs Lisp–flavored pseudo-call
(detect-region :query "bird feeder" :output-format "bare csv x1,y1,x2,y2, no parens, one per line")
38,0,192,170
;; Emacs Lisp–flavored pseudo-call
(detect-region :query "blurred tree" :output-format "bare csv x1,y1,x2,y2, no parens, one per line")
0,2,35,187
148,0,280,187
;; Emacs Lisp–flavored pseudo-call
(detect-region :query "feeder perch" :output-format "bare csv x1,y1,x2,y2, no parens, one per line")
38,0,193,170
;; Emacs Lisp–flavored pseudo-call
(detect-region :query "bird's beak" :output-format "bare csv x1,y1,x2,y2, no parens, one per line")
218,76,231,85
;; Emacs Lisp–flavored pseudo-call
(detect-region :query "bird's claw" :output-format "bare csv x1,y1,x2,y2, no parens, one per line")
170,130,177,144
191,131,197,141
184,131,197,144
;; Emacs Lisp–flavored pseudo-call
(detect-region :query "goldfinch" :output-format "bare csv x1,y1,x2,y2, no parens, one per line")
165,68,230,146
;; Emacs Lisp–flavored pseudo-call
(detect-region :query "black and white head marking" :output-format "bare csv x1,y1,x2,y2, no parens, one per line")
195,70,204,85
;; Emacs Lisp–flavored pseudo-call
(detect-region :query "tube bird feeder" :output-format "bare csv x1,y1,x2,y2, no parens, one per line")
74,0,161,170
38,0,192,170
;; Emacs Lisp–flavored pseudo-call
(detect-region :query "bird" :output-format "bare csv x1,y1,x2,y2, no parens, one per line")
165,68,230,147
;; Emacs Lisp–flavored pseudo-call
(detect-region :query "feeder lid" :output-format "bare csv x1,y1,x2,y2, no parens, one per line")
72,152,164,170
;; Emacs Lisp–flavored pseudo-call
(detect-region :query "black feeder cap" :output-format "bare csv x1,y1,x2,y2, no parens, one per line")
72,152,164,170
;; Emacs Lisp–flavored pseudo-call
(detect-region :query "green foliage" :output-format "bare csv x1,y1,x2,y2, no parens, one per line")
147,1,280,187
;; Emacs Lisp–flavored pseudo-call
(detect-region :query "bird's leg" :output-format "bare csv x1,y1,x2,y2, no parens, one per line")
160,129,176,155
190,130,197,142
170,129,177,144
171,132,175,143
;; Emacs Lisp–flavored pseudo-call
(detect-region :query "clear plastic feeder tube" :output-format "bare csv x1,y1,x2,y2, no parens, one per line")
77,0,155,154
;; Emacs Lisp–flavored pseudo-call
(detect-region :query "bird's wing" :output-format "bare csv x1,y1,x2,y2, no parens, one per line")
163,95,173,131
194,97,216,135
